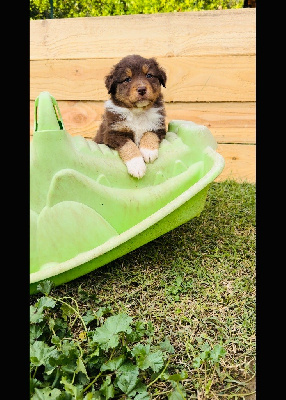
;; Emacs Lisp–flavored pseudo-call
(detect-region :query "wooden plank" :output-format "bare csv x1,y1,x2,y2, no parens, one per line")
30,55,255,102
165,102,256,143
215,144,255,183
29,9,256,184
30,100,256,144
30,9,256,60
29,104,255,183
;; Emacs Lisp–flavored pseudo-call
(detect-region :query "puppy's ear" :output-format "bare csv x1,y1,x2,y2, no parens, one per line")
105,72,117,95
158,67,167,88
149,58,167,88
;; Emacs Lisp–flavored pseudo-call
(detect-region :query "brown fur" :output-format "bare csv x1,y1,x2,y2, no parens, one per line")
93,54,167,178
140,131,160,151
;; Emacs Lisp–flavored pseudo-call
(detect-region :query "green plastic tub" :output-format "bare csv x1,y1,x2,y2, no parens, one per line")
30,92,225,294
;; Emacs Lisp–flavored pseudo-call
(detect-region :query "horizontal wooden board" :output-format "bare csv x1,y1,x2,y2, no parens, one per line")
30,55,255,102
30,100,256,144
30,9,256,60
30,9,256,183
166,103,256,143
215,144,255,183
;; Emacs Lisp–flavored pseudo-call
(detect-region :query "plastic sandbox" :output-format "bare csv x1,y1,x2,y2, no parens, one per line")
30,91,225,294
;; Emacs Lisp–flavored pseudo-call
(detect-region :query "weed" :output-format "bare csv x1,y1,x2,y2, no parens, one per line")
30,180,256,399
30,281,188,399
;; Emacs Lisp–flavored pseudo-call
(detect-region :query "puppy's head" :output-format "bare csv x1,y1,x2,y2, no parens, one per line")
105,54,167,109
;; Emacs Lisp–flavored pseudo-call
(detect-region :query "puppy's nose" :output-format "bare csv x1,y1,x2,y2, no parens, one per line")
137,86,147,96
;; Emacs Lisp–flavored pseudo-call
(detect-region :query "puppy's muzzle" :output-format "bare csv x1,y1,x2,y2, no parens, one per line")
137,86,147,96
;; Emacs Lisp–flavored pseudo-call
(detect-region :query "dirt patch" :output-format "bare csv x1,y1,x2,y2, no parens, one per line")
245,376,256,399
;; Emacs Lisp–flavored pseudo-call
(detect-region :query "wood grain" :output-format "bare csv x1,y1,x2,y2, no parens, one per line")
30,55,255,102
30,9,256,60
30,100,256,144
30,9,256,183
215,144,255,183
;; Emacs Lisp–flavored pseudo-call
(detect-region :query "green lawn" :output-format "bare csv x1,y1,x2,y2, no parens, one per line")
30,180,256,399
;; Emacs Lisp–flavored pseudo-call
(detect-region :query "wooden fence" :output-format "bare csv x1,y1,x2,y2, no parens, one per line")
30,8,256,182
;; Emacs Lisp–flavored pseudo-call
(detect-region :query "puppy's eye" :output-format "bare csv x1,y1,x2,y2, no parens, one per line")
123,77,131,82
146,73,153,78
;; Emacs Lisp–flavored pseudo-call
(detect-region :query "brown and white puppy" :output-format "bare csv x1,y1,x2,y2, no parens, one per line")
93,54,167,178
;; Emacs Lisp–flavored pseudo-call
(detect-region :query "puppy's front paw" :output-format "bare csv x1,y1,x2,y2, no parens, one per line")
140,147,159,163
125,156,146,178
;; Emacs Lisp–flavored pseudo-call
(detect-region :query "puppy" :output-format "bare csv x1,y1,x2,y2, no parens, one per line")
93,54,167,178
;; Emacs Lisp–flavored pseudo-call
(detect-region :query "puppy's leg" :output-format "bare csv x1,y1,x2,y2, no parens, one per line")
104,131,146,178
139,131,160,163
118,139,146,178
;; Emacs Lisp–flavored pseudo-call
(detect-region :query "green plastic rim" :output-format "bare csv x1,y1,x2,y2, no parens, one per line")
30,92,225,294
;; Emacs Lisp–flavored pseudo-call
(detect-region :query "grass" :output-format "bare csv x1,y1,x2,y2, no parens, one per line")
30,179,256,399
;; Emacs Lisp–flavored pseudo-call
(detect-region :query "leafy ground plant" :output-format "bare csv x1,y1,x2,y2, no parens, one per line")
30,180,256,399
30,280,188,399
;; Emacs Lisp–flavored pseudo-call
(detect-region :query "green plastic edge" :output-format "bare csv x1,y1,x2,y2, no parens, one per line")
30,145,223,294
30,93,225,294
30,184,210,294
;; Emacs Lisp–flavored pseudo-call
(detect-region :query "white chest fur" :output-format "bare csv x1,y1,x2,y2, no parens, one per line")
105,100,164,146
